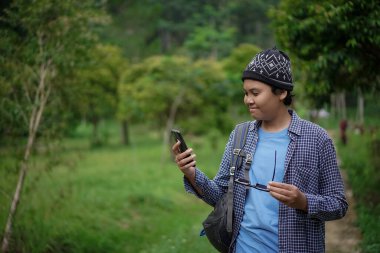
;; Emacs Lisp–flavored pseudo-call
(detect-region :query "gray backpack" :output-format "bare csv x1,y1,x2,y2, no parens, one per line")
202,122,252,253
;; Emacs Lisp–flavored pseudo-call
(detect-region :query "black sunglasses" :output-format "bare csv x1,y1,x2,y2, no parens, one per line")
234,150,277,192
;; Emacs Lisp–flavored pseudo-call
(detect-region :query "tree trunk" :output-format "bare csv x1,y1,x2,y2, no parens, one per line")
330,93,337,119
337,92,341,119
211,46,218,60
2,156,29,253
161,30,171,53
336,91,347,120
120,120,129,145
162,88,185,161
91,117,99,145
357,88,364,126
1,54,51,252
341,91,347,120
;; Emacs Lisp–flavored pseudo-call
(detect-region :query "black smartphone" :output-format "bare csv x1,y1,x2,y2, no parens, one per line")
171,129,188,153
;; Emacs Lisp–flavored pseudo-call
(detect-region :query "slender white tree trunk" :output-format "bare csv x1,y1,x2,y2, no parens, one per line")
357,88,364,125
1,33,52,252
330,94,336,119
341,91,347,119
336,91,347,119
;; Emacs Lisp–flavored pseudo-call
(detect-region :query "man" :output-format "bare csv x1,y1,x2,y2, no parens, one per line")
172,47,348,252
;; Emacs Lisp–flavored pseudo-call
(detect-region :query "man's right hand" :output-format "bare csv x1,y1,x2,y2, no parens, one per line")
172,140,203,196
172,140,197,178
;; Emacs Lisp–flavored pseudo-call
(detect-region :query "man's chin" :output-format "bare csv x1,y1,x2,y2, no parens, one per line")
249,111,269,121
250,113,263,120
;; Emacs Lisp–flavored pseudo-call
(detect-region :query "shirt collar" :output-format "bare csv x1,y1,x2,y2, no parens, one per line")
249,109,302,136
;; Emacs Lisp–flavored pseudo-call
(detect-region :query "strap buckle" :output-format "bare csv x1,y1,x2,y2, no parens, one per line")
245,153,253,164
233,149,241,156
230,166,235,176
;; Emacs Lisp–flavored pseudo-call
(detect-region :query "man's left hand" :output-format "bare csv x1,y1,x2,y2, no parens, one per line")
267,181,308,212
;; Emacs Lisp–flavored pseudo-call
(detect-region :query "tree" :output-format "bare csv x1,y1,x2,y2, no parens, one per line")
75,44,127,145
182,58,233,134
227,0,279,47
103,0,279,59
184,25,236,59
118,55,233,149
223,43,262,83
0,1,108,251
118,56,194,147
222,43,262,108
270,0,380,105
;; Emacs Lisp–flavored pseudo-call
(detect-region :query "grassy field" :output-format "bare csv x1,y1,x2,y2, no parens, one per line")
2,113,380,252
337,132,380,253
0,122,226,253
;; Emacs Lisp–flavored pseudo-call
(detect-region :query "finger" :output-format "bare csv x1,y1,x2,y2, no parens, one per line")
268,181,294,190
180,160,196,171
269,190,291,203
178,154,196,167
176,148,193,160
268,185,292,197
172,140,181,153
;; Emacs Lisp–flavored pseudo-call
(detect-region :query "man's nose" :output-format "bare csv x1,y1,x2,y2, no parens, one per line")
246,96,254,104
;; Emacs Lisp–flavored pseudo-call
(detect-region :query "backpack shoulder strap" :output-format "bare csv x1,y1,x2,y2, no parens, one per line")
226,121,251,233
230,121,251,171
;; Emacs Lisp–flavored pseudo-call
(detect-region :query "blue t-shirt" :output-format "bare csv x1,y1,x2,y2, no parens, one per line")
236,127,290,253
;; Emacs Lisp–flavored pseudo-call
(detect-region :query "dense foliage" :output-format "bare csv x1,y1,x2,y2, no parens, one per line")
270,0,380,94
0,0,109,141
338,132,380,253
0,0,379,252
104,0,279,58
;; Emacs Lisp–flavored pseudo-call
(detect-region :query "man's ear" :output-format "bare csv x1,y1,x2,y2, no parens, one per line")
279,90,288,101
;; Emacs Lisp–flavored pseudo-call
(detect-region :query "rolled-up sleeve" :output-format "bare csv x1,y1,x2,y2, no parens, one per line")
183,130,235,206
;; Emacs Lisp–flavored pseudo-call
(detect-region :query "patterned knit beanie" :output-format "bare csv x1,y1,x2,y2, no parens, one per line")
242,47,293,91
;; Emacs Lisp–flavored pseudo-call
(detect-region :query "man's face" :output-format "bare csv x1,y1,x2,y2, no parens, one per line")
243,79,287,121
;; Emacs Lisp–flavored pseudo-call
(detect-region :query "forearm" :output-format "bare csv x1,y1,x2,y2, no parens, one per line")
183,167,226,206
177,130,234,206
184,168,203,196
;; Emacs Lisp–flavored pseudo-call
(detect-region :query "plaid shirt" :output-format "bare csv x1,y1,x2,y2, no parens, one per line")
184,110,348,253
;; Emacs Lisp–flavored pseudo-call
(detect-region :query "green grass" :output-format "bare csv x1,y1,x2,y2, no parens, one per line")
3,113,380,252
337,133,380,253
310,99,380,252
0,122,225,253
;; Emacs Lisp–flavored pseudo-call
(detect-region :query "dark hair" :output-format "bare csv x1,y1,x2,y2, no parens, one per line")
271,87,293,106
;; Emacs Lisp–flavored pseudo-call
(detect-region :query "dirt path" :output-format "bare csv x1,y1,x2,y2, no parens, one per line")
325,169,362,253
